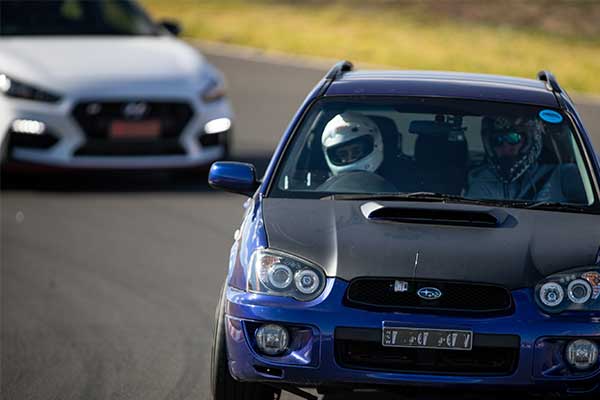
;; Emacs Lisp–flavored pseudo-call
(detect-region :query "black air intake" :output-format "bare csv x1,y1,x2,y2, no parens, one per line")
335,328,520,376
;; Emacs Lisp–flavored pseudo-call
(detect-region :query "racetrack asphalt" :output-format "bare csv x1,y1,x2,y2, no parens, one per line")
2,50,600,400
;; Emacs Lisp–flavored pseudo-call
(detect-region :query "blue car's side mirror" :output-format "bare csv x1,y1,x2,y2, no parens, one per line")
208,162,260,196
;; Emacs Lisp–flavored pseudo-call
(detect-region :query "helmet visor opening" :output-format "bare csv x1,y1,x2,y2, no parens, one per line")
327,135,374,166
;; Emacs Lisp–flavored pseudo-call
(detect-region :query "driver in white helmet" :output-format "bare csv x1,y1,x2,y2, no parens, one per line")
319,112,395,192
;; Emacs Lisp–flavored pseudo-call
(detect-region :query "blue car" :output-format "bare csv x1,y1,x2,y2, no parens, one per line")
209,62,600,399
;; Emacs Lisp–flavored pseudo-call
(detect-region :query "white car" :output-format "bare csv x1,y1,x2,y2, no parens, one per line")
0,0,233,170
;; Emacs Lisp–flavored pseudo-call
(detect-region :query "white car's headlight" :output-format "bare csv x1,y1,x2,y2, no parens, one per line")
201,75,226,102
247,248,326,301
0,73,61,103
535,267,600,313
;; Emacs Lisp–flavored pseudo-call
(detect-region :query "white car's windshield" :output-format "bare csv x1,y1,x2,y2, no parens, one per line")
0,0,158,36
270,97,597,209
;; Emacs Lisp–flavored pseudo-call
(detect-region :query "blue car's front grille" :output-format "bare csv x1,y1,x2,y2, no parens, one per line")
345,278,513,315
335,328,520,376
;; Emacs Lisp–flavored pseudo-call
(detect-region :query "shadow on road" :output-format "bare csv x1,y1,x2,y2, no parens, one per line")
0,152,272,193
316,389,546,400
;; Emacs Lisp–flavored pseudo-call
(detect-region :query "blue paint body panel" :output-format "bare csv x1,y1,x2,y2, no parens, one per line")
225,281,600,390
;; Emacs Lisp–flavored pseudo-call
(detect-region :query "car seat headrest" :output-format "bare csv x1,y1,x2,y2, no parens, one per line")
409,120,452,136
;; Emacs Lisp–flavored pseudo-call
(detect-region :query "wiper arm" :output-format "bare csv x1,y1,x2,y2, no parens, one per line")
321,192,504,206
320,192,446,201
320,192,598,213
401,191,467,201
524,201,591,212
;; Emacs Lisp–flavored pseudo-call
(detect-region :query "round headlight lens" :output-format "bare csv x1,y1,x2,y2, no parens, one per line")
539,282,565,307
267,263,293,289
295,269,320,295
255,324,289,356
565,339,599,371
567,279,592,304
249,248,326,301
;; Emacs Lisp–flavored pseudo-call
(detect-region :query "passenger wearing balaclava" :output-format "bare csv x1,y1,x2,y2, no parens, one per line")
466,116,566,201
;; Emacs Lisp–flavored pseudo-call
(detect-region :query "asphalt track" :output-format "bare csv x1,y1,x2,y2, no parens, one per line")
2,49,600,400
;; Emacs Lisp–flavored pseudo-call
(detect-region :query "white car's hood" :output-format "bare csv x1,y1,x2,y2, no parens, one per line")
0,36,209,97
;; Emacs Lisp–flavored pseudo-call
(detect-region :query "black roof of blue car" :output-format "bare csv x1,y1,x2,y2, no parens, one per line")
325,69,560,108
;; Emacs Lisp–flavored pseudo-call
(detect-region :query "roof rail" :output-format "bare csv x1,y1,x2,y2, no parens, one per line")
324,60,354,81
537,70,563,94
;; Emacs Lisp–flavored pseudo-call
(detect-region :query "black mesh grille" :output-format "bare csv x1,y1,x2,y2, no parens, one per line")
72,101,194,139
8,130,59,149
74,139,185,156
346,278,512,314
335,328,520,376
199,131,227,147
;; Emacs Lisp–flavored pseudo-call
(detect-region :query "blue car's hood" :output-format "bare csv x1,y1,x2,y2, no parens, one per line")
262,198,600,289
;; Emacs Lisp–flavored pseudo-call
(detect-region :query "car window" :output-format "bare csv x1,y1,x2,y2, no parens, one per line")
0,0,158,36
270,97,596,207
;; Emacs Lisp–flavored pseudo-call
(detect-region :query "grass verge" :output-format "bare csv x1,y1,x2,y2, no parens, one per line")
142,0,600,94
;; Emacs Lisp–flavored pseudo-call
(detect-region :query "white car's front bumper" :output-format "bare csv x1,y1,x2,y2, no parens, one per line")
1,93,233,169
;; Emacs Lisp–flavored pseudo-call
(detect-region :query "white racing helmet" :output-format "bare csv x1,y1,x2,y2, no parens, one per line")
321,112,383,175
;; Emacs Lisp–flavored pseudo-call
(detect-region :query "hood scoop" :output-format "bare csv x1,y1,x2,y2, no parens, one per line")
361,201,509,228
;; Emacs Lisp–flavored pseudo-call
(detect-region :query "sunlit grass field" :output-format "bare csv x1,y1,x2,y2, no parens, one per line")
142,0,600,94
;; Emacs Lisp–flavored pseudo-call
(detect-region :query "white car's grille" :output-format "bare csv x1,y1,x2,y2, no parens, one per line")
71,101,194,156
72,101,194,139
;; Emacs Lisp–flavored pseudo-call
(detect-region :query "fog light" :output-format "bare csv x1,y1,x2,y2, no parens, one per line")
255,324,289,356
565,339,599,371
204,117,231,134
11,119,46,135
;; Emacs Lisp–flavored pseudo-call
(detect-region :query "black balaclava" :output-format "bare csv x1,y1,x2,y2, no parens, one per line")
482,116,544,184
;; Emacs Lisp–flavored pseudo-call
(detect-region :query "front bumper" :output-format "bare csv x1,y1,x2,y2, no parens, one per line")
224,279,600,395
0,95,232,169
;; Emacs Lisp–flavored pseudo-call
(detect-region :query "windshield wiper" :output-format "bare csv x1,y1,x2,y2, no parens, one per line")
320,192,600,213
523,201,594,213
320,192,505,206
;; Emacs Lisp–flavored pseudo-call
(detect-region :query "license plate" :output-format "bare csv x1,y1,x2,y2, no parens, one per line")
382,325,473,351
109,120,161,139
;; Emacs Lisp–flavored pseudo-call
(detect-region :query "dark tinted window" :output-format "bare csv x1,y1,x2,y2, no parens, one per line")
0,0,157,36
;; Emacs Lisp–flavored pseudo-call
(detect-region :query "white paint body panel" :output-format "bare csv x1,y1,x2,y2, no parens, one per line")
0,36,233,168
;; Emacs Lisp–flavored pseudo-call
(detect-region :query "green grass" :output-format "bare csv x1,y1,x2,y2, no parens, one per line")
141,0,600,94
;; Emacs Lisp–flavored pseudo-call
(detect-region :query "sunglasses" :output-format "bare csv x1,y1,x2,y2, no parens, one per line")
492,132,523,147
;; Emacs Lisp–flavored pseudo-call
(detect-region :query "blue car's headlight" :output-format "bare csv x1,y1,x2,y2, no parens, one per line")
535,267,600,313
247,248,326,301
0,73,61,103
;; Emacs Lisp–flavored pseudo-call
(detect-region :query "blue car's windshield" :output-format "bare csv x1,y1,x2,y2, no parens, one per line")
0,0,158,36
270,97,597,209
